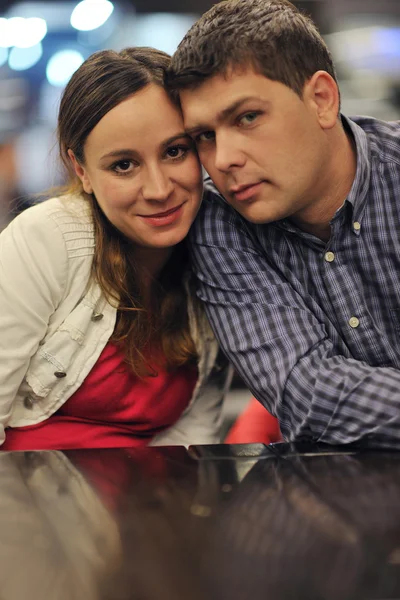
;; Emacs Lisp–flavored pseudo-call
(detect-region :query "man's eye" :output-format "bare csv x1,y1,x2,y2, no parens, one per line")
239,112,259,125
196,131,215,143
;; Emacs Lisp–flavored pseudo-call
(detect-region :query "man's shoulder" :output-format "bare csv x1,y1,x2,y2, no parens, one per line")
202,176,252,224
191,177,266,251
203,177,227,207
350,114,400,135
199,177,252,232
349,115,400,165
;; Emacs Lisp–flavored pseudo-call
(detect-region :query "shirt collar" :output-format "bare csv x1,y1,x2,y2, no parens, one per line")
341,115,371,220
275,115,372,236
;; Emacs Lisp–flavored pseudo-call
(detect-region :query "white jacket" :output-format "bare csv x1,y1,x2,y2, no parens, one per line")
0,194,231,447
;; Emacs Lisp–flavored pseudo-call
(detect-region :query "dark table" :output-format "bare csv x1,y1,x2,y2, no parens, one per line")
1,442,400,600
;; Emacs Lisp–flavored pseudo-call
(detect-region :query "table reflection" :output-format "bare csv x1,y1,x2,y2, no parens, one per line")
0,444,400,599
0,450,120,600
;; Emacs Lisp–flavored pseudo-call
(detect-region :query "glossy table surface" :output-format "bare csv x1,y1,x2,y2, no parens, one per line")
1,442,400,600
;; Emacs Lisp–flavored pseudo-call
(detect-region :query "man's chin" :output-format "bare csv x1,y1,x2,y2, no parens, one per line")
232,204,275,225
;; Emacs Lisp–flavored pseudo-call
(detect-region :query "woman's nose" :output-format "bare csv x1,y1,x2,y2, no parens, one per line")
141,166,174,202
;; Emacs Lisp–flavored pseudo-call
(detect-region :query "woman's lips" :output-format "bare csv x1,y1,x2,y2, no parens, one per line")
138,202,185,227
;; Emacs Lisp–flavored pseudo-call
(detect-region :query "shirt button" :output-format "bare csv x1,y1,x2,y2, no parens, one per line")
353,221,361,232
91,312,104,321
349,316,360,328
54,371,67,378
23,396,34,409
324,251,335,263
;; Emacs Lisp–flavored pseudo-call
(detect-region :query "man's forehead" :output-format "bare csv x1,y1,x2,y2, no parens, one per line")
179,68,268,131
179,84,218,130
180,63,257,100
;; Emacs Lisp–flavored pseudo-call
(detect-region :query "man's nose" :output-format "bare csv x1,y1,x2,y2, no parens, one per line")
214,132,246,172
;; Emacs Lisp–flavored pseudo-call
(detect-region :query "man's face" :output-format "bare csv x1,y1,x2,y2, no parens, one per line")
180,67,332,225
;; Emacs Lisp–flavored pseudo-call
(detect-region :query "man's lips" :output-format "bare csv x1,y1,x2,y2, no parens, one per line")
229,181,264,202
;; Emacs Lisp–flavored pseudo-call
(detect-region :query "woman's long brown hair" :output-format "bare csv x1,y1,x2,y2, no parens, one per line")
58,47,198,376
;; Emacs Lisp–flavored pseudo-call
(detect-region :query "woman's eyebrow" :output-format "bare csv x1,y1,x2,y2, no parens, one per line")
100,133,192,162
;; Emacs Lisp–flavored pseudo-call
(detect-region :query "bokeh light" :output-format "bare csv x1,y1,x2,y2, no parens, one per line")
8,42,43,71
70,0,114,32
46,49,85,87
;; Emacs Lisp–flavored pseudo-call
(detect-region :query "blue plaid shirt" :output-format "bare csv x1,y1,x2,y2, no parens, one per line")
191,115,400,448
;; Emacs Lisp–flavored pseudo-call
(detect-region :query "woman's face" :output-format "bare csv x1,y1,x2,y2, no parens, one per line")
71,84,202,257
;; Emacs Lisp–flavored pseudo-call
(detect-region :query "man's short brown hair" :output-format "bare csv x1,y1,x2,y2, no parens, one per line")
167,0,338,99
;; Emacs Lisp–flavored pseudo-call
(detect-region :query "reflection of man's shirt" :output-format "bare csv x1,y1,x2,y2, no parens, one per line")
191,115,400,448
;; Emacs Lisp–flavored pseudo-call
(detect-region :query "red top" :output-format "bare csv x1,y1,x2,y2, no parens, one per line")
2,342,197,451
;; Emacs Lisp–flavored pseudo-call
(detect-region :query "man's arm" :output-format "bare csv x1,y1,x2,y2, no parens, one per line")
191,193,400,448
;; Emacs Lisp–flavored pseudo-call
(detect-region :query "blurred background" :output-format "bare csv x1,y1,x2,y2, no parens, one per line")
0,0,399,429
0,0,399,228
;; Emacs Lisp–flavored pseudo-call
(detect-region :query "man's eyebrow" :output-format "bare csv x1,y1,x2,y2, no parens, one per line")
185,96,263,135
99,133,191,161
161,132,192,148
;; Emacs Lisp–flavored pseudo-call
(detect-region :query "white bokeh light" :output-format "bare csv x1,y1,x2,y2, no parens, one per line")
0,17,14,47
8,42,43,71
46,50,85,87
71,0,114,32
15,17,47,48
133,14,196,55
6,17,24,46
0,16,47,49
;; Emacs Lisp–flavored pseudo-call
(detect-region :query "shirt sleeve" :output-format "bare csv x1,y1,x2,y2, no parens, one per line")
190,192,400,449
0,205,67,442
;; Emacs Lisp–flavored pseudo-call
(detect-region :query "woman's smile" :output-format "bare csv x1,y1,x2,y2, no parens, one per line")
137,201,186,227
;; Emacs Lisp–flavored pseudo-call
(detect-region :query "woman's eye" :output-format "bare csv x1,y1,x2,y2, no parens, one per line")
239,112,259,126
113,160,133,173
166,145,189,160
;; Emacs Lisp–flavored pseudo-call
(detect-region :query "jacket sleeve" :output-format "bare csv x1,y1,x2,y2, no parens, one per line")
0,206,67,442
189,194,400,449
150,357,233,448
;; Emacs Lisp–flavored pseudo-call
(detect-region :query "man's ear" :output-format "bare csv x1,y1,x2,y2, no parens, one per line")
303,70,339,130
67,149,93,194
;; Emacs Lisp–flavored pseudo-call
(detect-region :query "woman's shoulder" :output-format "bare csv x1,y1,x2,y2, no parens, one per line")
21,192,92,228
6,193,95,259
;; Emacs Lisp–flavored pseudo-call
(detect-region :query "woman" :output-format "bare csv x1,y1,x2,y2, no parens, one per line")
0,47,231,451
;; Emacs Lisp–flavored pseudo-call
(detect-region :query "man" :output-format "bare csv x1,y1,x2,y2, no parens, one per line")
167,0,400,448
